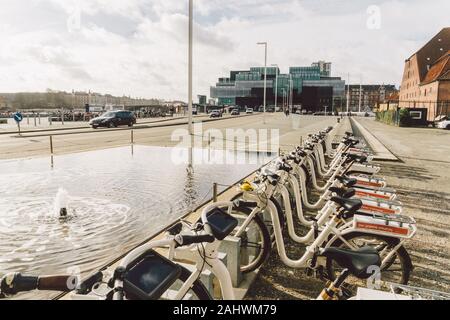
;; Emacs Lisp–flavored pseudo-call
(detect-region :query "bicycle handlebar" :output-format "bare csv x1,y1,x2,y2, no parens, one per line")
175,234,215,247
0,273,73,297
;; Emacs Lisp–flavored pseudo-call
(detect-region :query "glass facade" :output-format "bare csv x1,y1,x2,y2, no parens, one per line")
250,66,279,76
210,62,343,108
289,66,321,80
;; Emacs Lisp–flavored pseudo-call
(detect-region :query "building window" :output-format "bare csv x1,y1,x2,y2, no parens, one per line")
410,111,422,120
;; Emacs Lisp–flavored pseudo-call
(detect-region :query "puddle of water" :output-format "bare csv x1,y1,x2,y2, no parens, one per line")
0,145,275,298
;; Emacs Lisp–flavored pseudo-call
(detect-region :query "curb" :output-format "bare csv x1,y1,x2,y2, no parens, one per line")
350,117,399,161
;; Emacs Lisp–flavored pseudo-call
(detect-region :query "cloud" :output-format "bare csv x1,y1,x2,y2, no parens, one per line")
0,0,449,100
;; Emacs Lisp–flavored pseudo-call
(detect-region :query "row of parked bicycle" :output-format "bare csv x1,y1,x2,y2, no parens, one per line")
1,125,448,300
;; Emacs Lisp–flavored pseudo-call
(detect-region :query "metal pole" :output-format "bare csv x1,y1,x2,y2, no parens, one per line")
358,75,362,113
131,130,134,144
38,113,41,125
289,74,293,112
188,0,193,137
61,108,64,125
272,64,278,111
50,135,54,154
257,42,267,124
213,183,218,203
346,73,350,114
264,43,267,123
34,114,37,126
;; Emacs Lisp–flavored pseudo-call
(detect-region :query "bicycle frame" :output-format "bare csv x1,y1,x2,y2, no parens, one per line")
69,203,237,301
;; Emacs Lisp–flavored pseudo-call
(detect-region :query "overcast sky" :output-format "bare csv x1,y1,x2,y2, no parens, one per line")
0,0,449,100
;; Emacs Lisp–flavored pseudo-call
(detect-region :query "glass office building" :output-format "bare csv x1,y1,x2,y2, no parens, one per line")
210,62,345,111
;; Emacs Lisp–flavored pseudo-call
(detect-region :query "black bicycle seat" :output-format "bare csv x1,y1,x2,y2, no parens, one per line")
328,187,356,198
320,247,381,279
330,196,362,214
345,153,367,163
335,176,357,187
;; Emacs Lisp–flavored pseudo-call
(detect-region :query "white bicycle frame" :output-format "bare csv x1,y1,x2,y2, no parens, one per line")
70,203,237,300
234,182,415,271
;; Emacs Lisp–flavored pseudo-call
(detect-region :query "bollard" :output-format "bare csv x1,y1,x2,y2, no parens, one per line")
34,114,37,127
213,183,218,202
49,135,54,155
50,136,54,168
131,130,134,144
27,115,30,125
49,116,52,126
38,113,41,125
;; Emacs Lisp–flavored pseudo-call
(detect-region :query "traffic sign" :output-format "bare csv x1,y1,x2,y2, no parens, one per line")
13,112,23,123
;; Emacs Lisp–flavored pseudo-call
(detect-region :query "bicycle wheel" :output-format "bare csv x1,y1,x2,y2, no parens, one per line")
165,266,213,300
224,203,271,274
325,232,412,291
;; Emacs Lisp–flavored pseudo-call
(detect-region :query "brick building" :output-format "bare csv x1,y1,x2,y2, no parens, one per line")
399,28,450,120
348,84,397,111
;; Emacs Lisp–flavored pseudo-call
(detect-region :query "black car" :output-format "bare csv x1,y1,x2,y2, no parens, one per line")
89,111,137,129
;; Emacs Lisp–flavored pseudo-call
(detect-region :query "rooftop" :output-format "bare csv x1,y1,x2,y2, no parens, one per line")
421,50,450,85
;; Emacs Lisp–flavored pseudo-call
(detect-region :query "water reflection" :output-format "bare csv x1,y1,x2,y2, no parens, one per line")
0,145,275,298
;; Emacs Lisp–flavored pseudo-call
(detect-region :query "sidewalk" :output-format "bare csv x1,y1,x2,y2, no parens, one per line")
0,114,189,134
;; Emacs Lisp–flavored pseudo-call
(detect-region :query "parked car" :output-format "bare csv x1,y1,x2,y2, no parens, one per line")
89,110,136,129
209,110,222,118
246,108,253,114
436,116,450,130
231,108,240,116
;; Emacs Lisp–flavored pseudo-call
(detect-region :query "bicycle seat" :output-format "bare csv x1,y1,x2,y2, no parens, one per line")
320,247,381,279
335,176,357,187
345,153,367,164
330,196,362,214
328,187,356,198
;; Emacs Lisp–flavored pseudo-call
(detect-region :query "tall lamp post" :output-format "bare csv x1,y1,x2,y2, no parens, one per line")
188,0,193,136
186,0,194,171
289,73,293,112
257,42,267,124
271,64,278,111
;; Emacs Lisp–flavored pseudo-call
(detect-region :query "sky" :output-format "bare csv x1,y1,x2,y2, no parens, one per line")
0,0,449,101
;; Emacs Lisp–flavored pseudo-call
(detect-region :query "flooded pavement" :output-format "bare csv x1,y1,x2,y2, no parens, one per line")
0,145,275,298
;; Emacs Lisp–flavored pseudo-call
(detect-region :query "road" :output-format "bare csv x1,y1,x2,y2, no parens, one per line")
0,114,340,160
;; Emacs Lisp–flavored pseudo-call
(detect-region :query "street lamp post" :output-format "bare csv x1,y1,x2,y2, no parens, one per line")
271,64,278,111
257,42,267,124
188,0,193,136
289,74,293,112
